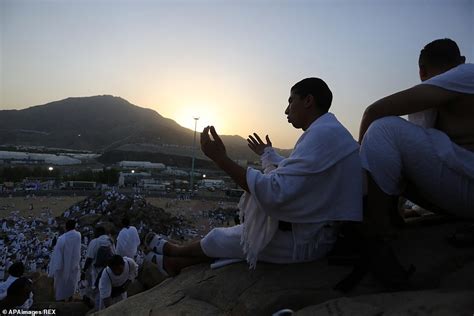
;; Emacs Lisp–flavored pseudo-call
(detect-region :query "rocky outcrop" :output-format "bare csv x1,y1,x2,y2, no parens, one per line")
32,273,55,302
94,220,474,315
32,302,90,316
296,290,474,316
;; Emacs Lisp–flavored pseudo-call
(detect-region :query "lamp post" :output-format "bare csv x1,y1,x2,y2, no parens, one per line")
190,117,199,192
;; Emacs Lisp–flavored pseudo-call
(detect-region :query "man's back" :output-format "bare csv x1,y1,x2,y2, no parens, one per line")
437,93,474,151
117,226,140,257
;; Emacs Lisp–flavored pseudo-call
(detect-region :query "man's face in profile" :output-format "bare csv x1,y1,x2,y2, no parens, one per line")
285,91,306,129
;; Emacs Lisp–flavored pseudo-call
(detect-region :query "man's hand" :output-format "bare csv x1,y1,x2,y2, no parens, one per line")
247,133,272,156
200,126,227,163
200,125,249,192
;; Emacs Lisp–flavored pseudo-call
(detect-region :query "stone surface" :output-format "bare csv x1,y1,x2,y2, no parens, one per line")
91,221,474,316
296,290,474,316
136,261,168,290
32,274,55,302
127,279,145,297
32,301,90,316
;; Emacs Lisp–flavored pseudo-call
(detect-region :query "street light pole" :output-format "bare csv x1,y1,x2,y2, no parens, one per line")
190,117,199,192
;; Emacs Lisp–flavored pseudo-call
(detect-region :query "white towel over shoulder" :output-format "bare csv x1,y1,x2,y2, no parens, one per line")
409,63,474,128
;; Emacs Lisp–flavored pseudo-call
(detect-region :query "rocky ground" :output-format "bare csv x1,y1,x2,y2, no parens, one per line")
93,217,474,316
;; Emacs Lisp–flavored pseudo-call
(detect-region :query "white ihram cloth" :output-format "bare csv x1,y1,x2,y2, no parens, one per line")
49,229,82,301
361,64,474,217
408,63,474,128
116,226,140,258
85,235,115,292
202,113,363,266
98,257,138,310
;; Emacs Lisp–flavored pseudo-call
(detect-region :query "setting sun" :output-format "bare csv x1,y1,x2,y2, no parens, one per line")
174,104,223,133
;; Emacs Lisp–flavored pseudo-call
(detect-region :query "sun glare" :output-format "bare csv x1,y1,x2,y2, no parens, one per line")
175,105,223,133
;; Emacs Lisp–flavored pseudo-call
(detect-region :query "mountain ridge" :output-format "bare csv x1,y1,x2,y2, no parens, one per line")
0,95,291,161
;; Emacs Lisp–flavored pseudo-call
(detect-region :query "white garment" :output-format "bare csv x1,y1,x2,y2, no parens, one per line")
202,113,362,265
98,257,138,310
49,229,82,301
408,109,437,128
408,63,474,128
246,112,363,261
360,116,474,218
201,224,337,264
239,157,279,269
116,226,140,258
86,235,115,264
421,63,474,93
0,275,16,299
85,235,115,296
364,62,474,202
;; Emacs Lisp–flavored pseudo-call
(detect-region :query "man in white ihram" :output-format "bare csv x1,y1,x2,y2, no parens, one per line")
98,255,138,310
143,78,363,275
115,217,140,259
49,220,81,301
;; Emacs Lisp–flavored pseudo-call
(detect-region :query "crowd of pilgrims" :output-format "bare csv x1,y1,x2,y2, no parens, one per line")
0,190,239,311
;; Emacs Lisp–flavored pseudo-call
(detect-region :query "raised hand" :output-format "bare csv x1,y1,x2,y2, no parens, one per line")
200,126,227,162
247,133,272,156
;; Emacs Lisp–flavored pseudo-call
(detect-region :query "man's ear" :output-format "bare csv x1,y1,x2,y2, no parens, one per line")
460,56,466,64
419,66,428,82
304,94,315,109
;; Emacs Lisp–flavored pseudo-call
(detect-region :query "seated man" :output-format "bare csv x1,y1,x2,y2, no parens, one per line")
0,262,33,309
0,278,33,310
0,262,25,299
98,255,138,310
145,78,363,275
359,38,474,236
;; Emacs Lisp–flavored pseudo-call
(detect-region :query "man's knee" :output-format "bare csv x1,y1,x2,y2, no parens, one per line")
361,117,404,158
364,116,406,143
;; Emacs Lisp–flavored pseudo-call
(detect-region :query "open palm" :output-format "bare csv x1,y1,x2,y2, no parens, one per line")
247,133,272,156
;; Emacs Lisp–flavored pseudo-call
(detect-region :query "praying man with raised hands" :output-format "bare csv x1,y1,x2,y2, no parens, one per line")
143,78,363,276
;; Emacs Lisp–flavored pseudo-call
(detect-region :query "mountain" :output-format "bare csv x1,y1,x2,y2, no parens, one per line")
0,95,290,161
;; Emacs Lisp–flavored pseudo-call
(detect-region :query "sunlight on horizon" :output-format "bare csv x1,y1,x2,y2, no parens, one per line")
173,104,221,133
1,0,473,149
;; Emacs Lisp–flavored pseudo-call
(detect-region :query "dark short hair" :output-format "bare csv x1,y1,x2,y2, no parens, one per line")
7,277,32,297
95,226,106,237
108,255,125,269
419,38,463,68
121,217,130,227
291,78,333,113
8,262,25,277
66,220,76,230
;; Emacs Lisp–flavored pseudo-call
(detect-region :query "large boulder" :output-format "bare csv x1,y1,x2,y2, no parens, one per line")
136,261,168,290
127,279,145,297
93,221,474,315
32,274,55,302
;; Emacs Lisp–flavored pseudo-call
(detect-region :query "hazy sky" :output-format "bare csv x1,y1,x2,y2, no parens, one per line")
1,0,473,148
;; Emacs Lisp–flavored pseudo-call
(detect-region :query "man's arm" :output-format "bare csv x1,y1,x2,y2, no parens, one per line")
200,126,249,192
359,84,460,142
